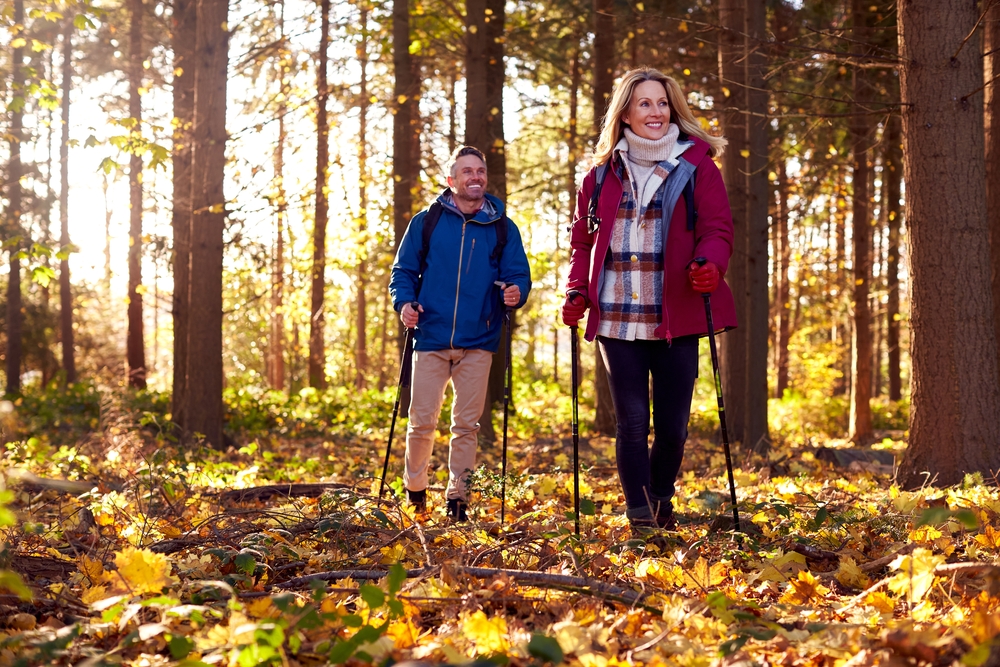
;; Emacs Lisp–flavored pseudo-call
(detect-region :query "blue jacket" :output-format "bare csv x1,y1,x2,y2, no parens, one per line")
390,191,532,353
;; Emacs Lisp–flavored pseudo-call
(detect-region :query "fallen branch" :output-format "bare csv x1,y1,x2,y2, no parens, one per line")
860,544,915,573
839,558,1000,613
218,483,355,503
276,565,654,610
934,562,1000,576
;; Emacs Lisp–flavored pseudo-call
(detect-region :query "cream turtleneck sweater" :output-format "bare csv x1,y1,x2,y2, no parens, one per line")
621,124,680,208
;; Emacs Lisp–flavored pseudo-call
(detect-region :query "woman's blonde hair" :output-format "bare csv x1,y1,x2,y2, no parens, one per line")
593,67,727,165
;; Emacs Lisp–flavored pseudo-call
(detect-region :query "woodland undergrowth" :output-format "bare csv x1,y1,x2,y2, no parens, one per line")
0,383,996,667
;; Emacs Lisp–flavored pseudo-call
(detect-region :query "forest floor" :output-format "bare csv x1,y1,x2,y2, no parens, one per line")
0,387,998,667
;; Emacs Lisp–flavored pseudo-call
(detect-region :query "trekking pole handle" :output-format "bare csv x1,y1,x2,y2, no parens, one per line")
567,290,585,305
495,281,514,313
691,256,714,299
402,301,420,329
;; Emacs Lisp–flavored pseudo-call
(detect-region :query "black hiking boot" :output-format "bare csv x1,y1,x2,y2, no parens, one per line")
446,498,468,522
630,509,683,548
407,488,427,513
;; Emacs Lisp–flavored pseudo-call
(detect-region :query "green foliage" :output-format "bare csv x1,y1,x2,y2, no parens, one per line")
768,392,848,442
223,385,392,439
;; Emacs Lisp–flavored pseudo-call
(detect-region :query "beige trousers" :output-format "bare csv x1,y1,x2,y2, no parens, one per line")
404,348,493,500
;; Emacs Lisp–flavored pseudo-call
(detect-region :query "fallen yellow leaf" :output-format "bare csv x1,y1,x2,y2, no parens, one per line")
107,546,178,596
779,570,830,605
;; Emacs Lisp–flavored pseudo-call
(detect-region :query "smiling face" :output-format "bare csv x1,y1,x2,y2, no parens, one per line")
447,154,488,210
622,79,672,141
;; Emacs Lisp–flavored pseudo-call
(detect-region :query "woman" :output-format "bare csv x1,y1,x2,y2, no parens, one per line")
562,67,737,532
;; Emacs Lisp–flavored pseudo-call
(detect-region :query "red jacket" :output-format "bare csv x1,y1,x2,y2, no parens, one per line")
566,135,738,342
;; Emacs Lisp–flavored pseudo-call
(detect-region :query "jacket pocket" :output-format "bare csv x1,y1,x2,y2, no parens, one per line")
466,238,476,274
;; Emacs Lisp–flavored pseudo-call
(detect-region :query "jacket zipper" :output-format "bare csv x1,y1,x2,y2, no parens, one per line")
466,238,476,274
450,221,468,348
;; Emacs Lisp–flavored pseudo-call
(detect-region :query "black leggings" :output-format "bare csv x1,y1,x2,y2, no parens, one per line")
598,335,698,521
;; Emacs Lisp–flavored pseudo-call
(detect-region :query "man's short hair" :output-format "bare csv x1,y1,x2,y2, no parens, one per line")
448,146,487,177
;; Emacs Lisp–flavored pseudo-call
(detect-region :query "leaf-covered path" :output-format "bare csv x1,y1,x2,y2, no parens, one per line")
3,415,1000,666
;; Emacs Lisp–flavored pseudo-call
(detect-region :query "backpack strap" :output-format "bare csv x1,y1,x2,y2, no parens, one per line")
585,162,610,234
489,216,508,263
418,201,444,279
675,132,698,231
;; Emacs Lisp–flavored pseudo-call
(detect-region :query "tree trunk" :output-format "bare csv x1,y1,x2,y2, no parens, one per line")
59,17,76,384
392,0,418,249
309,0,331,390
171,0,196,423
848,0,873,443
560,44,582,387
592,0,615,141
127,0,147,389
4,0,25,395
775,160,790,397
392,0,419,415
718,0,747,445
103,173,113,291
885,113,902,401
986,1,1000,380
744,0,769,452
896,0,1000,487
590,0,616,436
186,0,229,447
269,1,287,392
466,0,508,443
355,1,370,390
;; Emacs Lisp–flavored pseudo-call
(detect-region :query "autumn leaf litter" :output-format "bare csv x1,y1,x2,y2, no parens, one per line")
2,419,1000,666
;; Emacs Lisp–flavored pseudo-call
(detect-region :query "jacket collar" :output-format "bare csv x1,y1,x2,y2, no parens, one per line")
438,190,503,223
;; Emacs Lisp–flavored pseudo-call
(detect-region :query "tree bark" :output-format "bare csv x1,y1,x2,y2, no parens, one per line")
309,0,331,390
392,0,418,249
744,0,769,452
171,0,196,424
4,0,25,396
59,17,76,385
718,0,747,444
560,44,582,387
466,0,508,443
269,0,287,392
849,0,873,442
127,0,147,389
885,113,902,401
896,0,1000,487
775,160,790,398
355,1,370,390
186,0,229,447
592,0,615,141
591,0,616,436
986,0,1000,381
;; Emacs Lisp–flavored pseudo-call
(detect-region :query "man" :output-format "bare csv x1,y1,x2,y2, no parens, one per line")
389,146,532,521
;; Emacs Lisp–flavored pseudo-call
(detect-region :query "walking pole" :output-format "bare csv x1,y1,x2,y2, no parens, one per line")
568,291,583,537
693,259,740,532
378,302,418,500
498,283,513,528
